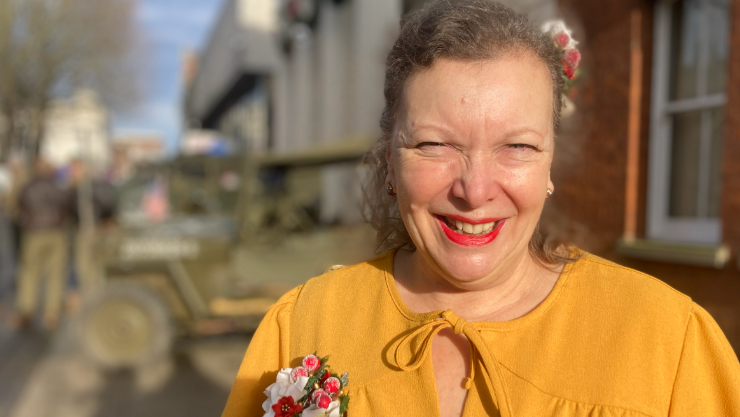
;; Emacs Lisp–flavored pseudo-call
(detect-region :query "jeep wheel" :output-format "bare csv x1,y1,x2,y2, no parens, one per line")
79,284,173,368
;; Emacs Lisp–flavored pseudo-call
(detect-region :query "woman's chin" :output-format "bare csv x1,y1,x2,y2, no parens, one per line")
417,241,527,290
426,251,512,289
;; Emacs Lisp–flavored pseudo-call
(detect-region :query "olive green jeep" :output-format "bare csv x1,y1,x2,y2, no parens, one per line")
78,140,375,368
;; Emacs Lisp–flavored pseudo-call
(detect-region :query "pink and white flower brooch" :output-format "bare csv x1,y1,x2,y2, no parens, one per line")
262,354,350,417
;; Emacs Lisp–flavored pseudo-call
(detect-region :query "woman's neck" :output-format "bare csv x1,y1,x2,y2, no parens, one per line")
393,248,562,322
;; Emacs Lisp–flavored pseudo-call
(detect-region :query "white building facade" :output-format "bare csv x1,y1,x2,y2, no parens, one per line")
40,89,110,172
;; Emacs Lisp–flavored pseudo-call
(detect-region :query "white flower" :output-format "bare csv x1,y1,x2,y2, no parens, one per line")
261,368,310,417
302,401,341,417
541,20,578,49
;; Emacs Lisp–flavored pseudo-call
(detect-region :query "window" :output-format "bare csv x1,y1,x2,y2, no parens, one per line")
647,0,729,244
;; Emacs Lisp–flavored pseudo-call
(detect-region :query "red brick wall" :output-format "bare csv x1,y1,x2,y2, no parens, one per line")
723,0,740,260
552,0,654,252
556,0,740,350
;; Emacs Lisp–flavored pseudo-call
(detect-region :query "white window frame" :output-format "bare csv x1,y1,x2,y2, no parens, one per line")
646,0,726,245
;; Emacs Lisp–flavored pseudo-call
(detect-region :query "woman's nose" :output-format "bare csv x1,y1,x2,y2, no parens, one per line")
450,158,501,209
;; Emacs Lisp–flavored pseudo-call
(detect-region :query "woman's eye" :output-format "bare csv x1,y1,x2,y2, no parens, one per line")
416,142,446,148
507,143,536,150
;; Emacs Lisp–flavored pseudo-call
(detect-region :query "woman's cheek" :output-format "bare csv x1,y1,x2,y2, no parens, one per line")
498,162,549,199
399,158,457,191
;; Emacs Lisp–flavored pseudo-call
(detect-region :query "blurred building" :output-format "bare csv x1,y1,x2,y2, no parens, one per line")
40,89,111,172
111,135,165,182
186,0,399,223
551,0,740,349
184,0,279,154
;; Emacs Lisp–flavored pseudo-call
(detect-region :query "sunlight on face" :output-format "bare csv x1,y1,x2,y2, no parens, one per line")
386,52,555,287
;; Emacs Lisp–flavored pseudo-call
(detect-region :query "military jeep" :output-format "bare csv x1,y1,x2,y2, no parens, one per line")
78,140,376,368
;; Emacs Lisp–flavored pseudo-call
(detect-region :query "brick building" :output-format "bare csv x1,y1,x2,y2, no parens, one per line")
551,0,740,350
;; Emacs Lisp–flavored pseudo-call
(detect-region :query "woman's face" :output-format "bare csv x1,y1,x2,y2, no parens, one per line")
387,52,555,287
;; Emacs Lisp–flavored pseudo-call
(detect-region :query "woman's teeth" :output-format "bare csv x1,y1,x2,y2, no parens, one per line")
447,217,499,236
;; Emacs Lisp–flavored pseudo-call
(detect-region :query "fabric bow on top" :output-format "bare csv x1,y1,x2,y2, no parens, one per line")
392,309,513,417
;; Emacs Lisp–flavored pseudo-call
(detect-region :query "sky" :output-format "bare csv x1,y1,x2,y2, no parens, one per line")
111,0,228,155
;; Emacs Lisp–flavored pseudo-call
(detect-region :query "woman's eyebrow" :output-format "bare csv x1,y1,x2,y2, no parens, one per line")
402,123,547,144
408,122,456,138
504,127,546,140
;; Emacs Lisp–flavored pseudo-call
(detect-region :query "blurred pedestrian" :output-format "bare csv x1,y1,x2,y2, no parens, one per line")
0,205,13,312
6,156,30,249
0,157,29,318
0,165,15,315
68,160,116,299
12,159,71,330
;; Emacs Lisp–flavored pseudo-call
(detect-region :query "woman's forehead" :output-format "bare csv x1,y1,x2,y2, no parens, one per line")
400,55,553,139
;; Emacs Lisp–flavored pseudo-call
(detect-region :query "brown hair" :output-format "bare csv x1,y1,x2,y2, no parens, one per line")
363,0,577,266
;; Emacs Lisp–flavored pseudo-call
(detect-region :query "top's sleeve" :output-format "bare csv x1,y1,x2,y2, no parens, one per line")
669,302,740,416
221,286,302,417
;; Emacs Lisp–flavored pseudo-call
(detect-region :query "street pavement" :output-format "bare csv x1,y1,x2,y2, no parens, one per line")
0,319,250,417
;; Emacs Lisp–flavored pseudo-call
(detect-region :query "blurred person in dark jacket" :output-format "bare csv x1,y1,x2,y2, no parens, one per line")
12,159,71,330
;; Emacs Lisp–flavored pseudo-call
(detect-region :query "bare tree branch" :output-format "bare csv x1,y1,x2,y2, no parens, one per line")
0,0,140,160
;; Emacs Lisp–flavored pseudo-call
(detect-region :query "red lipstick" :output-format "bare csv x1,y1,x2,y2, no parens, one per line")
437,216,505,246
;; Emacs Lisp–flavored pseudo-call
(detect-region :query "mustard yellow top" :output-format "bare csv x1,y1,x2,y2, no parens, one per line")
222,251,740,417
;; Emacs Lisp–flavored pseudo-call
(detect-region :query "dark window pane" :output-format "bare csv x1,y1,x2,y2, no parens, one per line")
706,0,729,95
669,110,702,217
707,107,724,217
669,0,700,100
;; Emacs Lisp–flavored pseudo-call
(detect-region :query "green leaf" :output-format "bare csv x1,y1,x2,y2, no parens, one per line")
339,395,350,415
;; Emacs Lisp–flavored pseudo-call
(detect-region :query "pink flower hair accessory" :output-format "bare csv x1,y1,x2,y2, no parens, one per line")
542,20,581,82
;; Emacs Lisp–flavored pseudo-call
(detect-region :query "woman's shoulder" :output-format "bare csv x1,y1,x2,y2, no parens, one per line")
564,251,694,324
572,251,692,300
289,251,395,313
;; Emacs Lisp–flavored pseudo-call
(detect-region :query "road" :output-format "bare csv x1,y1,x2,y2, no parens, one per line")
0,320,250,417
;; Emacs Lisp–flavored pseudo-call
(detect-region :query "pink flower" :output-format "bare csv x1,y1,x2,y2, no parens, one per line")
561,49,581,80
311,389,327,403
562,60,575,79
316,394,333,409
563,49,581,70
322,377,340,394
554,31,570,48
542,20,578,49
303,355,320,372
290,366,308,382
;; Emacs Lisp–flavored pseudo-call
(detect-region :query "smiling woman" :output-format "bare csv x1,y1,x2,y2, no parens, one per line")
221,1,740,417
388,55,556,289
